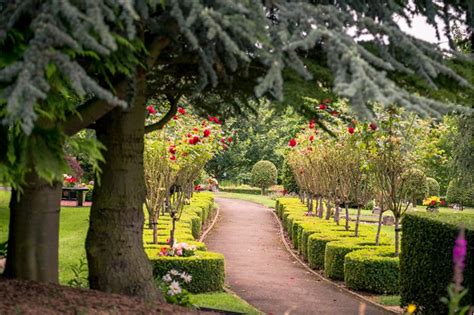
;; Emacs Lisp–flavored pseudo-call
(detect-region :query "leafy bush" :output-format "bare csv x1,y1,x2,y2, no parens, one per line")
426,177,440,197
281,159,298,193
403,168,428,204
251,160,277,195
150,250,225,293
324,240,376,280
446,179,474,207
400,212,474,314
344,246,399,294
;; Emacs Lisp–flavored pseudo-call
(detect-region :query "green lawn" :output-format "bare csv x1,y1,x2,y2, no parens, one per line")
215,191,276,208
0,190,90,284
375,295,401,306
191,291,261,314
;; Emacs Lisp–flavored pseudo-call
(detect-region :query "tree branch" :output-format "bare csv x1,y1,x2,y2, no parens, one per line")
144,95,180,134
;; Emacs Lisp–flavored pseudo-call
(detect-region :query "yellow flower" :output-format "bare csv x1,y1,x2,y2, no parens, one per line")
407,304,416,314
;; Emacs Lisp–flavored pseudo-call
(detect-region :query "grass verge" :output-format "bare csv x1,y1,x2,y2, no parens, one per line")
375,295,400,306
191,291,261,314
215,192,276,208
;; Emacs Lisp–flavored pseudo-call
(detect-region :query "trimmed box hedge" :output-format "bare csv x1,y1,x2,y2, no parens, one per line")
144,192,226,293
400,212,474,314
344,246,399,294
277,197,398,293
149,250,225,293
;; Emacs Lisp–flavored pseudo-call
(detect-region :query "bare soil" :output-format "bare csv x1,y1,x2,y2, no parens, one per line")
0,278,206,315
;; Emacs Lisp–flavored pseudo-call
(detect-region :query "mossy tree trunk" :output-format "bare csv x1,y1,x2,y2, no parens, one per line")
344,202,350,231
85,74,159,300
5,171,61,283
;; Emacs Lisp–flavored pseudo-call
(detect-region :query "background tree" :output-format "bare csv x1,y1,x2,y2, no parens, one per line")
426,177,441,197
251,161,278,195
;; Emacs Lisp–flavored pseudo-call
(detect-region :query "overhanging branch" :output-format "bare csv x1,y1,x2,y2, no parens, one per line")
144,95,180,134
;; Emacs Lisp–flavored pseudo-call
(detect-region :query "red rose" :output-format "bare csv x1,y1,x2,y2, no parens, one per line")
369,122,377,131
192,127,199,132
208,116,215,122
430,200,436,206
187,133,192,138
348,127,355,134
178,107,186,114
169,146,176,154
319,104,327,110
203,129,211,137
194,185,201,191
173,115,178,120
147,105,157,115
227,137,233,143
331,110,338,116
288,138,297,147
170,155,176,161
309,135,315,142
441,200,446,205
193,135,200,144
221,137,226,144
309,122,315,129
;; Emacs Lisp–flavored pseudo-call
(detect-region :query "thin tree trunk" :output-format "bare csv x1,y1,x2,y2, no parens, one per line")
317,196,324,218
375,206,384,245
315,196,319,214
394,217,400,255
344,202,350,231
354,205,362,237
170,213,176,247
325,200,331,220
5,171,61,283
86,82,159,300
308,195,313,214
152,213,158,245
334,202,340,225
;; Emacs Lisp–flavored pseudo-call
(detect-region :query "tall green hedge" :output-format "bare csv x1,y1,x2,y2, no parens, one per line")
400,212,474,314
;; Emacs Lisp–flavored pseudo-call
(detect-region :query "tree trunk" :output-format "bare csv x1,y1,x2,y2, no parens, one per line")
334,203,340,225
152,213,158,245
308,195,313,213
354,205,362,237
5,171,61,283
86,86,159,300
375,207,384,245
325,200,331,220
317,196,324,218
314,196,319,214
394,216,400,256
170,213,176,247
344,202,350,231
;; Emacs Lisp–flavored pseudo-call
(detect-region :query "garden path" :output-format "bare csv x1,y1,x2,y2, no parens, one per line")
205,197,389,315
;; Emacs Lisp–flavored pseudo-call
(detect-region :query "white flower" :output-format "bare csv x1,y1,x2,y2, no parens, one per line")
169,269,179,276
168,281,182,296
162,274,172,283
180,272,192,283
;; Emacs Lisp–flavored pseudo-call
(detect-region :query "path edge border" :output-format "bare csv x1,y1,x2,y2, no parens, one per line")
199,202,220,242
270,210,401,315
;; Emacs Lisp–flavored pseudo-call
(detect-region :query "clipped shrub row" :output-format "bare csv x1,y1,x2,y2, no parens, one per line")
144,192,225,293
220,185,283,195
400,212,474,314
276,198,399,294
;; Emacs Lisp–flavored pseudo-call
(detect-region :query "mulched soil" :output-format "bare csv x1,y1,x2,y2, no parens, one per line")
0,278,206,315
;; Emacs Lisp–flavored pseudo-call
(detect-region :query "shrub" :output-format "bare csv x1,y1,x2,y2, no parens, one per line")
400,212,474,314
446,178,474,208
149,250,225,293
403,168,427,204
344,246,399,294
251,160,277,195
426,177,440,197
324,240,373,280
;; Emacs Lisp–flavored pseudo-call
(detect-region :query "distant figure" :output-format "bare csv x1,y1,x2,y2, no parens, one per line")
208,177,219,192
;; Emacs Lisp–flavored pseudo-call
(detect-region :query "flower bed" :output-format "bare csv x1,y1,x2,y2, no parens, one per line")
144,192,224,293
277,197,397,293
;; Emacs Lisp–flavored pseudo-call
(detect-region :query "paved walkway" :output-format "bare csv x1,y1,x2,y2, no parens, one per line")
205,197,389,315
